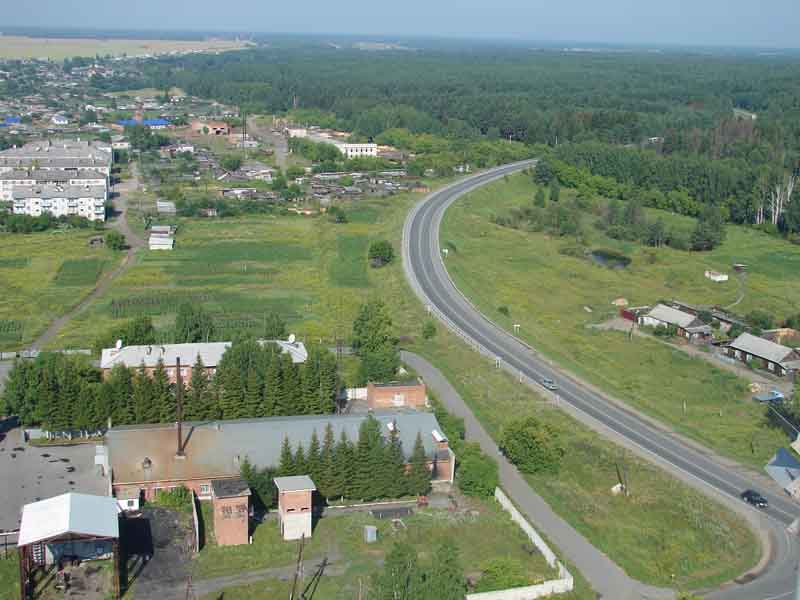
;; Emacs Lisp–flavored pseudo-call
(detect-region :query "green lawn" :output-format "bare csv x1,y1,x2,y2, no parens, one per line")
0,554,18,600
0,230,120,349
194,499,558,599
440,172,796,467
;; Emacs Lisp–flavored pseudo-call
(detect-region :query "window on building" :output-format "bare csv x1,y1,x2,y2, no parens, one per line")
127,500,135,508
199,483,211,496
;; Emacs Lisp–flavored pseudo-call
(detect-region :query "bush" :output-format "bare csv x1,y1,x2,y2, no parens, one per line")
498,306,510,317
422,319,437,340
152,485,192,512
500,416,565,474
474,557,532,592
456,442,499,497
105,230,126,251
368,239,395,267
747,310,774,331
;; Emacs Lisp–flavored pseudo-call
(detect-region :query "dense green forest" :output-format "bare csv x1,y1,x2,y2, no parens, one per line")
134,45,800,230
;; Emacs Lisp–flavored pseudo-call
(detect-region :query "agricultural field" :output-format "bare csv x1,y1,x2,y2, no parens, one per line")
194,498,561,599
0,230,120,349
0,35,251,60
440,172,799,467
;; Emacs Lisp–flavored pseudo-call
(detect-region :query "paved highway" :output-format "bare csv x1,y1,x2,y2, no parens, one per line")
402,161,800,599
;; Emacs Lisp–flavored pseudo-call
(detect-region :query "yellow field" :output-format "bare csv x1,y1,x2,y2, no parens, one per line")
0,35,251,60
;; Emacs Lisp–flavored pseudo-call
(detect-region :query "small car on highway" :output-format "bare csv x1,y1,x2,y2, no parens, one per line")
741,489,768,508
541,377,558,391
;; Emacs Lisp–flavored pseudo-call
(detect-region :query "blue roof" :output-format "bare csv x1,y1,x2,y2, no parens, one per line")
4,116,21,124
118,118,170,127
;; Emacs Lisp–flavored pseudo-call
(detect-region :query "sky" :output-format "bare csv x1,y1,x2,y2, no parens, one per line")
4,0,799,48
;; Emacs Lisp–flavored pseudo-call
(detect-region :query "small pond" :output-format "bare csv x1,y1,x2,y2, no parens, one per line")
589,249,631,269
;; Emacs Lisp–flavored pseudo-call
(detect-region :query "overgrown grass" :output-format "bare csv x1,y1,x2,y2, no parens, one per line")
194,500,558,598
53,258,105,287
329,234,370,287
441,172,795,466
0,554,18,600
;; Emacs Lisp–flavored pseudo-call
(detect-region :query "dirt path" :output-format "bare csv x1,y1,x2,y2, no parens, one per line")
28,164,145,350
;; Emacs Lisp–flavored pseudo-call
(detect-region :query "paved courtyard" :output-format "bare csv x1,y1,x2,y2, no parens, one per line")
0,427,107,532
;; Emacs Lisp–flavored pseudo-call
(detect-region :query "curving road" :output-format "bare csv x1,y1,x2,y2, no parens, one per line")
402,161,800,599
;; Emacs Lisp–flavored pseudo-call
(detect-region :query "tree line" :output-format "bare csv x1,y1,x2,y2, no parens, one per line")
1,340,338,432
241,414,432,508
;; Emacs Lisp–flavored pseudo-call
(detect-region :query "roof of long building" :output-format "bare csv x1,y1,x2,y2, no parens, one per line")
730,332,797,365
18,493,120,547
12,184,107,200
0,168,107,182
107,412,446,484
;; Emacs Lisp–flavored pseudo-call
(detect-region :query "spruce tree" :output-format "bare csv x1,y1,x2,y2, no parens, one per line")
301,348,320,413
152,360,174,423
307,429,322,482
244,368,261,418
385,424,407,498
278,436,295,476
334,430,354,500
372,542,423,600
274,354,295,415
283,358,303,415
408,432,431,496
354,414,385,500
294,442,307,475
218,364,243,419
318,423,336,500
105,364,134,426
186,356,208,420
317,349,338,414
262,353,282,416
132,363,156,424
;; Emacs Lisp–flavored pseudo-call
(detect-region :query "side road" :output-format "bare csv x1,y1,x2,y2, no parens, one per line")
401,350,672,600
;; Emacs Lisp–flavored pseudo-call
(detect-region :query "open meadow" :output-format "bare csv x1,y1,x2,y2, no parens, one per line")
0,230,120,350
440,172,799,467
0,35,250,60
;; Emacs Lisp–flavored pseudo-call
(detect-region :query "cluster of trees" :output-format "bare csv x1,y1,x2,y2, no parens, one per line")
368,240,395,267
352,299,400,383
1,339,338,432
500,416,565,475
124,124,169,151
0,212,99,234
372,540,464,600
259,415,432,504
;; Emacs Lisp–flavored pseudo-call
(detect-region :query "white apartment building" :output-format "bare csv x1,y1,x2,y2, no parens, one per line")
12,184,107,222
0,169,107,202
337,142,378,159
0,139,113,175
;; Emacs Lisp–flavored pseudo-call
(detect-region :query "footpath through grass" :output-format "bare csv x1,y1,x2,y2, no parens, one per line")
440,173,795,467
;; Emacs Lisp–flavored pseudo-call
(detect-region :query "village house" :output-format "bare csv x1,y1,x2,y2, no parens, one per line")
638,303,712,342
190,119,230,136
727,332,800,377
103,411,454,514
100,339,309,383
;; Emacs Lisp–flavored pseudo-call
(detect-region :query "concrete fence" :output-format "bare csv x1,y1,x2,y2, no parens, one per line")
465,488,574,600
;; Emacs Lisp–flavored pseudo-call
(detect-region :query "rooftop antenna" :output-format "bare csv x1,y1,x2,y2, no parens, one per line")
176,356,185,458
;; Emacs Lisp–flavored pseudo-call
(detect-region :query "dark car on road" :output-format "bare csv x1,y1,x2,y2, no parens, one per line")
541,377,558,391
741,489,768,508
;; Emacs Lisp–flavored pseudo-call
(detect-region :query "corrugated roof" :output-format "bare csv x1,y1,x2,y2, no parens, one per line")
274,475,316,492
18,493,119,546
12,184,106,200
765,448,800,490
100,339,307,370
107,412,444,485
645,304,700,329
730,332,796,365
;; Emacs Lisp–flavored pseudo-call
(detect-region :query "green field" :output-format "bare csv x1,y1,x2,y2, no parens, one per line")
0,36,249,60
194,499,559,599
0,231,120,349
440,173,798,467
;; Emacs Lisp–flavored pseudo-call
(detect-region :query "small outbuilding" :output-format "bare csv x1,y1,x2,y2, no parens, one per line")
274,475,316,541
18,493,121,597
211,478,251,547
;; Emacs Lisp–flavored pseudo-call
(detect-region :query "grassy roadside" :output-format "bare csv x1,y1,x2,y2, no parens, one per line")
440,172,795,468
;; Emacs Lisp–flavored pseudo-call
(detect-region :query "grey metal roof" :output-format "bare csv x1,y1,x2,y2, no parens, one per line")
765,448,800,490
645,304,701,329
274,475,316,493
100,340,307,370
106,412,444,485
729,333,796,365
18,493,120,546
12,184,106,200
0,168,106,182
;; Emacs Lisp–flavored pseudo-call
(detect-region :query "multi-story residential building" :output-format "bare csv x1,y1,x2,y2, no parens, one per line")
0,169,107,201
12,184,107,222
337,142,378,159
0,139,113,175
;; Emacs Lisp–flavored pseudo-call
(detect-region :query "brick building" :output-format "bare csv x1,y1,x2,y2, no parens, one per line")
104,412,454,505
367,380,427,410
211,479,251,546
